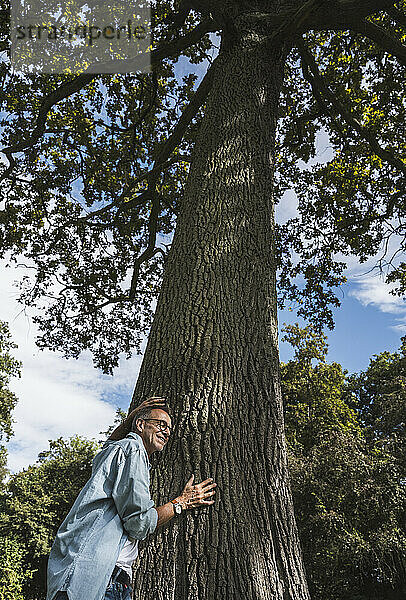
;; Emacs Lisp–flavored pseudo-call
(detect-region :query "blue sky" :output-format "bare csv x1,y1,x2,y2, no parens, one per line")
276,189,406,372
279,293,405,372
2,48,406,473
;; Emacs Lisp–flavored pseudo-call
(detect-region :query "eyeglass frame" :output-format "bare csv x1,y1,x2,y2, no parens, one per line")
141,418,172,434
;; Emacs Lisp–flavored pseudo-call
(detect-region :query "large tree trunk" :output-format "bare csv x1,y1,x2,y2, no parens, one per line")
130,21,310,600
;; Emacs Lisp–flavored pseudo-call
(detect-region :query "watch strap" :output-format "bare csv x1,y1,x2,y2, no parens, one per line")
171,500,183,515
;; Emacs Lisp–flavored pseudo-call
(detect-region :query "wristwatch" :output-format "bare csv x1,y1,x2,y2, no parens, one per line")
171,500,183,516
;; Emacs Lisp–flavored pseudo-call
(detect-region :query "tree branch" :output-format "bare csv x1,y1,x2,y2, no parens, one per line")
289,0,391,32
297,38,406,177
262,0,394,38
85,16,217,74
2,74,95,157
82,53,217,226
273,0,325,41
66,294,128,317
129,186,160,300
386,5,406,29
127,55,219,299
1,17,217,160
39,55,217,306
333,0,394,18
164,0,193,33
153,54,218,166
348,17,406,68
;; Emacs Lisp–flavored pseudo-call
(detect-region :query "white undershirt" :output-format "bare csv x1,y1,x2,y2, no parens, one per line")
115,537,139,577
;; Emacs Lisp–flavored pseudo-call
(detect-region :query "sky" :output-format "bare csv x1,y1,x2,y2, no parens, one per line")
276,186,406,369
2,50,406,475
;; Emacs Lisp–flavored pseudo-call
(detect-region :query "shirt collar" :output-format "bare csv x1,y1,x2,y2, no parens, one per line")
127,432,152,469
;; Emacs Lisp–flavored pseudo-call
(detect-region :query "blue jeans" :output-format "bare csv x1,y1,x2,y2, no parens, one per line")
104,580,133,600
52,577,132,600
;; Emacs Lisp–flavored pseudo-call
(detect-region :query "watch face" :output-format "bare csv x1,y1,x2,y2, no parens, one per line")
175,503,182,515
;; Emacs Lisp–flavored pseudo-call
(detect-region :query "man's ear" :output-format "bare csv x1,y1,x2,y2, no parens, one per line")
135,418,143,434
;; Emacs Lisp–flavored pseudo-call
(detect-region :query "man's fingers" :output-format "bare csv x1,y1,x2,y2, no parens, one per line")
139,397,167,408
197,478,215,488
143,397,166,407
191,489,216,504
129,397,166,417
197,499,215,506
186,474,194,486
201,482,216,491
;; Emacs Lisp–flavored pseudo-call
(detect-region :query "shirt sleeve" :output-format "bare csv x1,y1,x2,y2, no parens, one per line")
111,444,158,540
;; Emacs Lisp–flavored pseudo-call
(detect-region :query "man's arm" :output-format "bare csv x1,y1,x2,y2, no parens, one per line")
111,444,159,540
108,397,166,440
155,475,217,528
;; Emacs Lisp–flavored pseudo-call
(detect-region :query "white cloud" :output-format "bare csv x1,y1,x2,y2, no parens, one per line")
348,270,406,335
340,231,406,327
1,261,144,472
349,274,404,315
7,377,114,472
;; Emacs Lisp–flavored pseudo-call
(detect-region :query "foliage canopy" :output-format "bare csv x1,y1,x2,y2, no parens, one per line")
282,325,406,600
1,2,406,372
0,321,21,486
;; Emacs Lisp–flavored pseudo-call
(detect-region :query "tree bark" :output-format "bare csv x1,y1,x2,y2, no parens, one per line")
130,21,310,600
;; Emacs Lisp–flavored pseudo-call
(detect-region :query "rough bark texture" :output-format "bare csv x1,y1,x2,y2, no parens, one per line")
130,19,310,600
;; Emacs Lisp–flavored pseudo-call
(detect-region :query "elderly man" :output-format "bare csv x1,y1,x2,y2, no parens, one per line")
46,397,216,600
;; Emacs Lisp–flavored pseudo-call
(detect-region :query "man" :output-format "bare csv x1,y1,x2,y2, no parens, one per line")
46,397,216,600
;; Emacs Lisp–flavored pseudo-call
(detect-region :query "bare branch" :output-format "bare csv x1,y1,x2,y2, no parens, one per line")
126,56,219,298
129,188,160,300
297,38,406,177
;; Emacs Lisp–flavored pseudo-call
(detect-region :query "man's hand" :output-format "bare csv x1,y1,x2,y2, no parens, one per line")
125,396,167,428
175,475,217,510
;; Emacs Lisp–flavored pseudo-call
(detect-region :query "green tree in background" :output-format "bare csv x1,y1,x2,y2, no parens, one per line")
0,321,21,487
0,436,100,600
0,322,26,598
283,325,406,600
0,537,32,600
281,323,360,452
345,338,406,447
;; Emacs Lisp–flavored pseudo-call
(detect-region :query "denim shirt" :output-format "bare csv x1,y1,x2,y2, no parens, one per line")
46,433,157,600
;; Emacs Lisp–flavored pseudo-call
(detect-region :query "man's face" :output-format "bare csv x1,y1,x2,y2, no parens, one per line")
137,409,172,456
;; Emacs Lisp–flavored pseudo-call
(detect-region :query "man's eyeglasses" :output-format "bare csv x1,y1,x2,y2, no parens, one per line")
142,419,172,434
